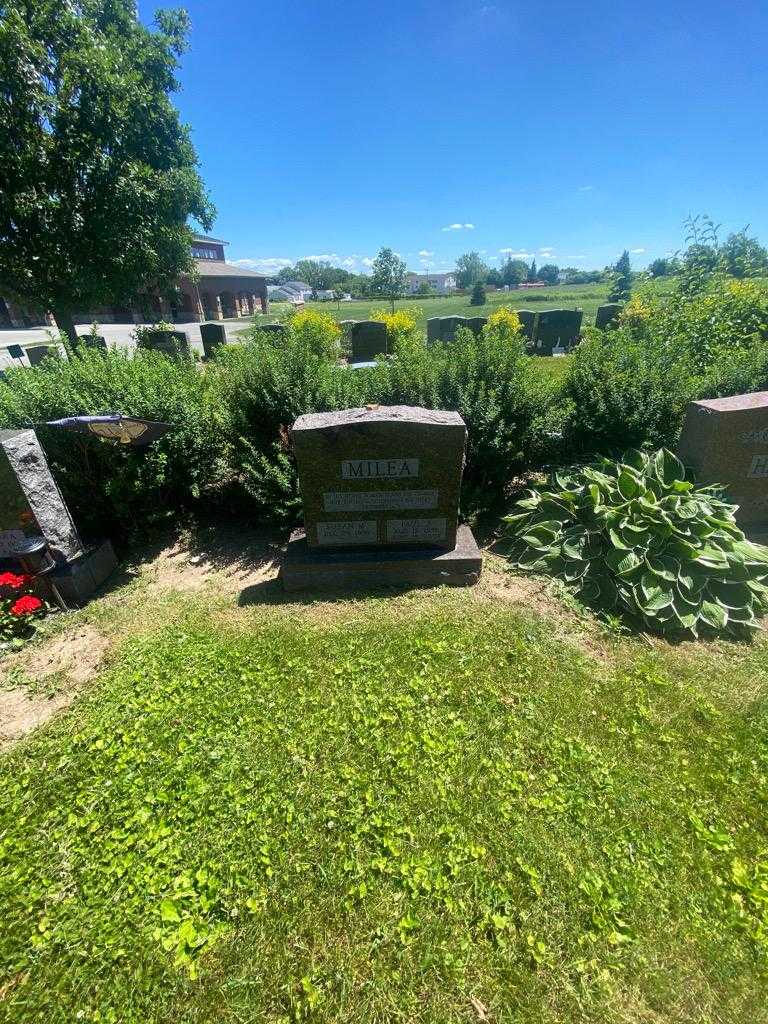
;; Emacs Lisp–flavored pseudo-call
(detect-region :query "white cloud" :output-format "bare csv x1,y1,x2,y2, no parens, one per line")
418,249,434,257
630,247,646,254
342,257,356,267
578,185,594,192
361,257,374,267
441,222,475,231
539,247,555,254
232,257,292,273
301,253,340,262
419,259,435,268
499,248,534,259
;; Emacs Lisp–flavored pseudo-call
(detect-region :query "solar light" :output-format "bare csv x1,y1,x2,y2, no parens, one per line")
44,414,172,447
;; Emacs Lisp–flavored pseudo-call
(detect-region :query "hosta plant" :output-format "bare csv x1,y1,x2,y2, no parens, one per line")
502,449,768,637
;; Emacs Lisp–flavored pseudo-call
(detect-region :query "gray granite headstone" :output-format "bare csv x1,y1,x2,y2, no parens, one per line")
25,345,58,367
426,317,441,345
467,316,488,335
140,329,190,357
534,309,583,354
350,321,388,362
292,406,467,550
516,310,537,346
200,322,227,358
595,303,623,330
438,316,467,342
0,429,84,563
257,323,287,340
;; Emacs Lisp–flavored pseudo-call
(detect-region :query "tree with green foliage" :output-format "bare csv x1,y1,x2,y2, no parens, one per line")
648,258,671,278
455,251,488,289
720,229,768,279
417,280,432,296
502,258,528,287
608,250,633,302
370,247,407,312
470,280,486,306
0,1,214,342
527,258,538,282
537,263,559,285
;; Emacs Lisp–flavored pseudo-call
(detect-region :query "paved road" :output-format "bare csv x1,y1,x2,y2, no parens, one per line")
0,319,253,368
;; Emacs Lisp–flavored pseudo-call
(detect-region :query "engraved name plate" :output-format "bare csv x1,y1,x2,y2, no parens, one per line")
323,489,438,512
386,518,447,543
316,520,377,545
341,458,419,480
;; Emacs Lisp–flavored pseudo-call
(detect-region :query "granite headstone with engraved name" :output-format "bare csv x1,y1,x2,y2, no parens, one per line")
282,405,481,589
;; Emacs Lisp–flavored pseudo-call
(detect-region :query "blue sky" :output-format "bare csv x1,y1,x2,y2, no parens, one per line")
141,0,768,275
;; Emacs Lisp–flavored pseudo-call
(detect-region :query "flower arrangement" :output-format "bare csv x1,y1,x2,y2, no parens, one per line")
0,572,46,643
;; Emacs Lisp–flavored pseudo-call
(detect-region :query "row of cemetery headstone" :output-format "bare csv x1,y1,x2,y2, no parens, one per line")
339,321,389,364
427,316,487,344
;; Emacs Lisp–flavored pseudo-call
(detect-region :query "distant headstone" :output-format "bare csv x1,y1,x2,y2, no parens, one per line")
350,321,388,362
438,316,467,342
595,303,623,330
534,309,583,355
466,317,488,335
426,317,442,344
200,322,227,358
25,344,58,367
77,334,107,350
257,323,288,341
139,329,189,357
516,310,537,346
678,391,768,527
282,405,481,590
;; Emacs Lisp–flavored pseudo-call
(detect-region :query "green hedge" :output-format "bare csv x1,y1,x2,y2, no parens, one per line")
1,280,768,540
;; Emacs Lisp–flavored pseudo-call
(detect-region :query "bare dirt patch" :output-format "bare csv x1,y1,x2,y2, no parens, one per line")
0,624,109,749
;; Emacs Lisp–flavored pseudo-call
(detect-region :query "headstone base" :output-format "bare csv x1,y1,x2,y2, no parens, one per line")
50,539,118,607
281,524,481,592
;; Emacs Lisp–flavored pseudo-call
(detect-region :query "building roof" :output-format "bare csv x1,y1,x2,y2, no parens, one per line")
193,234,229,245
189,259,266,280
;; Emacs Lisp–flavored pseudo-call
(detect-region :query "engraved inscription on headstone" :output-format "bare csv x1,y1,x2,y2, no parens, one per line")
292,406,467,549
386,518,447,543
316,521,377,545
323,490,438,512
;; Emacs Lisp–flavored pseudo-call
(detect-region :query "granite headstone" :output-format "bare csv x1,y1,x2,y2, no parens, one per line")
350,321,388,362
282,405,481,589
678,391,768,527
200,322,227,358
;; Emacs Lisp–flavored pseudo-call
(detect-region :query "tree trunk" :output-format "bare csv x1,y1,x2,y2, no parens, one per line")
51,306,78,345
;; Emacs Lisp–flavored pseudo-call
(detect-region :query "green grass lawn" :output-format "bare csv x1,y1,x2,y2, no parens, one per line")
1,549,766,1023
251,283,613,334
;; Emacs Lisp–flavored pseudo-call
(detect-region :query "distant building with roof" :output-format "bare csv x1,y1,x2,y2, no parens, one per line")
405,272,457,295
267,281,313,303
0,233,269,328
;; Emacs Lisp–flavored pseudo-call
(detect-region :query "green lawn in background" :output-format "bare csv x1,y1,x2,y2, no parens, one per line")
249,283,611,333
1,575,766,1023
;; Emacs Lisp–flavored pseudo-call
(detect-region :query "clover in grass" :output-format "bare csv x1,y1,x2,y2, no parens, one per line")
502,448,768,637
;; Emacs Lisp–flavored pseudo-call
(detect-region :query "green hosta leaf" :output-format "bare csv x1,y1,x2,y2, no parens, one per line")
618,468,643,500
654,448,685,488
700,601,728,630
707,581,753,609
609,527,631,551
563,560,588,582
623,449,649,472
517,494,541,510
504,512,531,527
642,587,675,612
606,549,642,576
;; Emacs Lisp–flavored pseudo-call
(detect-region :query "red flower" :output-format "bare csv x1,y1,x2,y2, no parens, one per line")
0,572,31,590
9,594,43,616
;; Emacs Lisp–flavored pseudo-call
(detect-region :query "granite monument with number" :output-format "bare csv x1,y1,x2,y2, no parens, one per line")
281,405,481,590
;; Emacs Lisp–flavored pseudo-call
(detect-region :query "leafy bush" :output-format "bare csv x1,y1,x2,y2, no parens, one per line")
283,307,341,360
371,308,423,355
563,328,695,455
0,348,224,539
470,280,486,306
502,448,768,637
209,324,557,520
